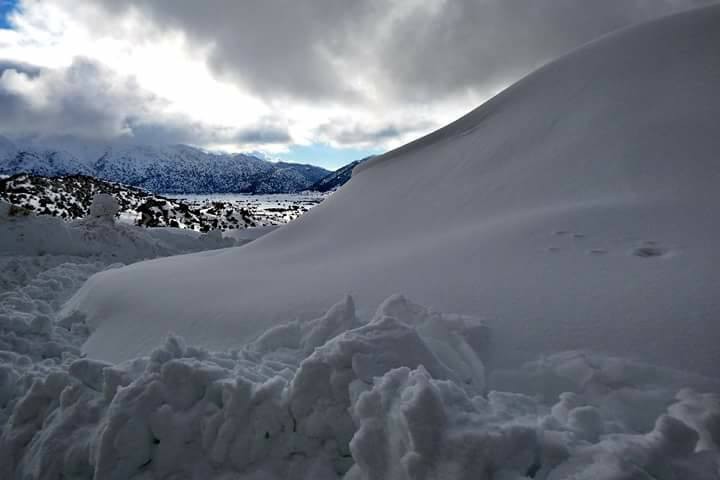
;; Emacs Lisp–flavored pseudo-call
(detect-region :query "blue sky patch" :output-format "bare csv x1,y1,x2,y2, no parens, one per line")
0,0,18,29
277,143,382,171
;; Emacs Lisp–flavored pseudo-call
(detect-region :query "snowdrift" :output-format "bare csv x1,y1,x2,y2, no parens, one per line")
68,5,720,377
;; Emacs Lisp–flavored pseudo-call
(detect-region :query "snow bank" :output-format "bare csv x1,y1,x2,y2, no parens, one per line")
0,203,235,261
1,295,718,479
0,200,280,479
69,5,720,376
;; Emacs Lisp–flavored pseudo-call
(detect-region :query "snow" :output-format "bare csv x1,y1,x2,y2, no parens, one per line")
87,194,119,221
4,5,720,479
68,5,720,376
0,139,329,194
1,291,719,479
0,174,328,231
166,192,328,227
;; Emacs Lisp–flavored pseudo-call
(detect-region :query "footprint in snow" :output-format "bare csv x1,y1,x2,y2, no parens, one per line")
632,246,668,258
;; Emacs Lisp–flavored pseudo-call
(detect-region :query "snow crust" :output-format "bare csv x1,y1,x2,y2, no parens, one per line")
69,5,720,376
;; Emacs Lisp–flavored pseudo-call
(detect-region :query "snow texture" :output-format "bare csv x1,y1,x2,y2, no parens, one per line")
1,197,719,479
87,194,119,221
1,292,719,479
68,5,720,377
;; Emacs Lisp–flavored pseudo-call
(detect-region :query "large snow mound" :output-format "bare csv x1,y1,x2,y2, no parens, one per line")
68,5,720,376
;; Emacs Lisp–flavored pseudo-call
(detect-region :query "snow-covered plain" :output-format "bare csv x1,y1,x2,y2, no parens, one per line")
166,192,328,227
3,5,720,480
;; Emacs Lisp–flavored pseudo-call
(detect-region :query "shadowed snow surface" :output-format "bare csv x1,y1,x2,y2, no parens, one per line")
68,6,720,376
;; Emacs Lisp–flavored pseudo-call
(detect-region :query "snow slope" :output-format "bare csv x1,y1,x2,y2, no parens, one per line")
67,4,720,380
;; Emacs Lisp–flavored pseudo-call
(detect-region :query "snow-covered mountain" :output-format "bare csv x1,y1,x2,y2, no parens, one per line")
308,156,372,192
68,4,720,380
0,140,329,194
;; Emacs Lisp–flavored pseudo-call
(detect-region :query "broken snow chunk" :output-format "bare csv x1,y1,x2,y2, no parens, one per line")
88,193,120,221
70,358,111,392
30,314,53,336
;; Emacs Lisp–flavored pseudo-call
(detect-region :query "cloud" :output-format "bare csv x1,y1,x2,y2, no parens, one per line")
83,0,716,103
0,59,145,140
0,59,40,77
0,0,717,154
126,119,291,147
315,119,437,149
0,57,291,148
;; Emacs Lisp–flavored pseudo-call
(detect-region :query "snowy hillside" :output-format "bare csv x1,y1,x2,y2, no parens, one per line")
308,157,372,192
0,174,325,231
1,173,170,221
0,140,329,194
70,5,720,374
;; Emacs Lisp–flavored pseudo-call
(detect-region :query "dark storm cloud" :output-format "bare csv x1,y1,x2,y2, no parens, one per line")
0,59,41,77
85,0,377,101
0,57,289,146
86,0,716,103
316,119,436,146
0,59,145,140
128,119,291,146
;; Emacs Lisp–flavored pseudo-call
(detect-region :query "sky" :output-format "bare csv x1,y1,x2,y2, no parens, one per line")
0,0,715,169
0,0,16,28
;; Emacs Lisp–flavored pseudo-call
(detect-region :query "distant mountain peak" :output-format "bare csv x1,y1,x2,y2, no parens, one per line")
0,140,330,194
